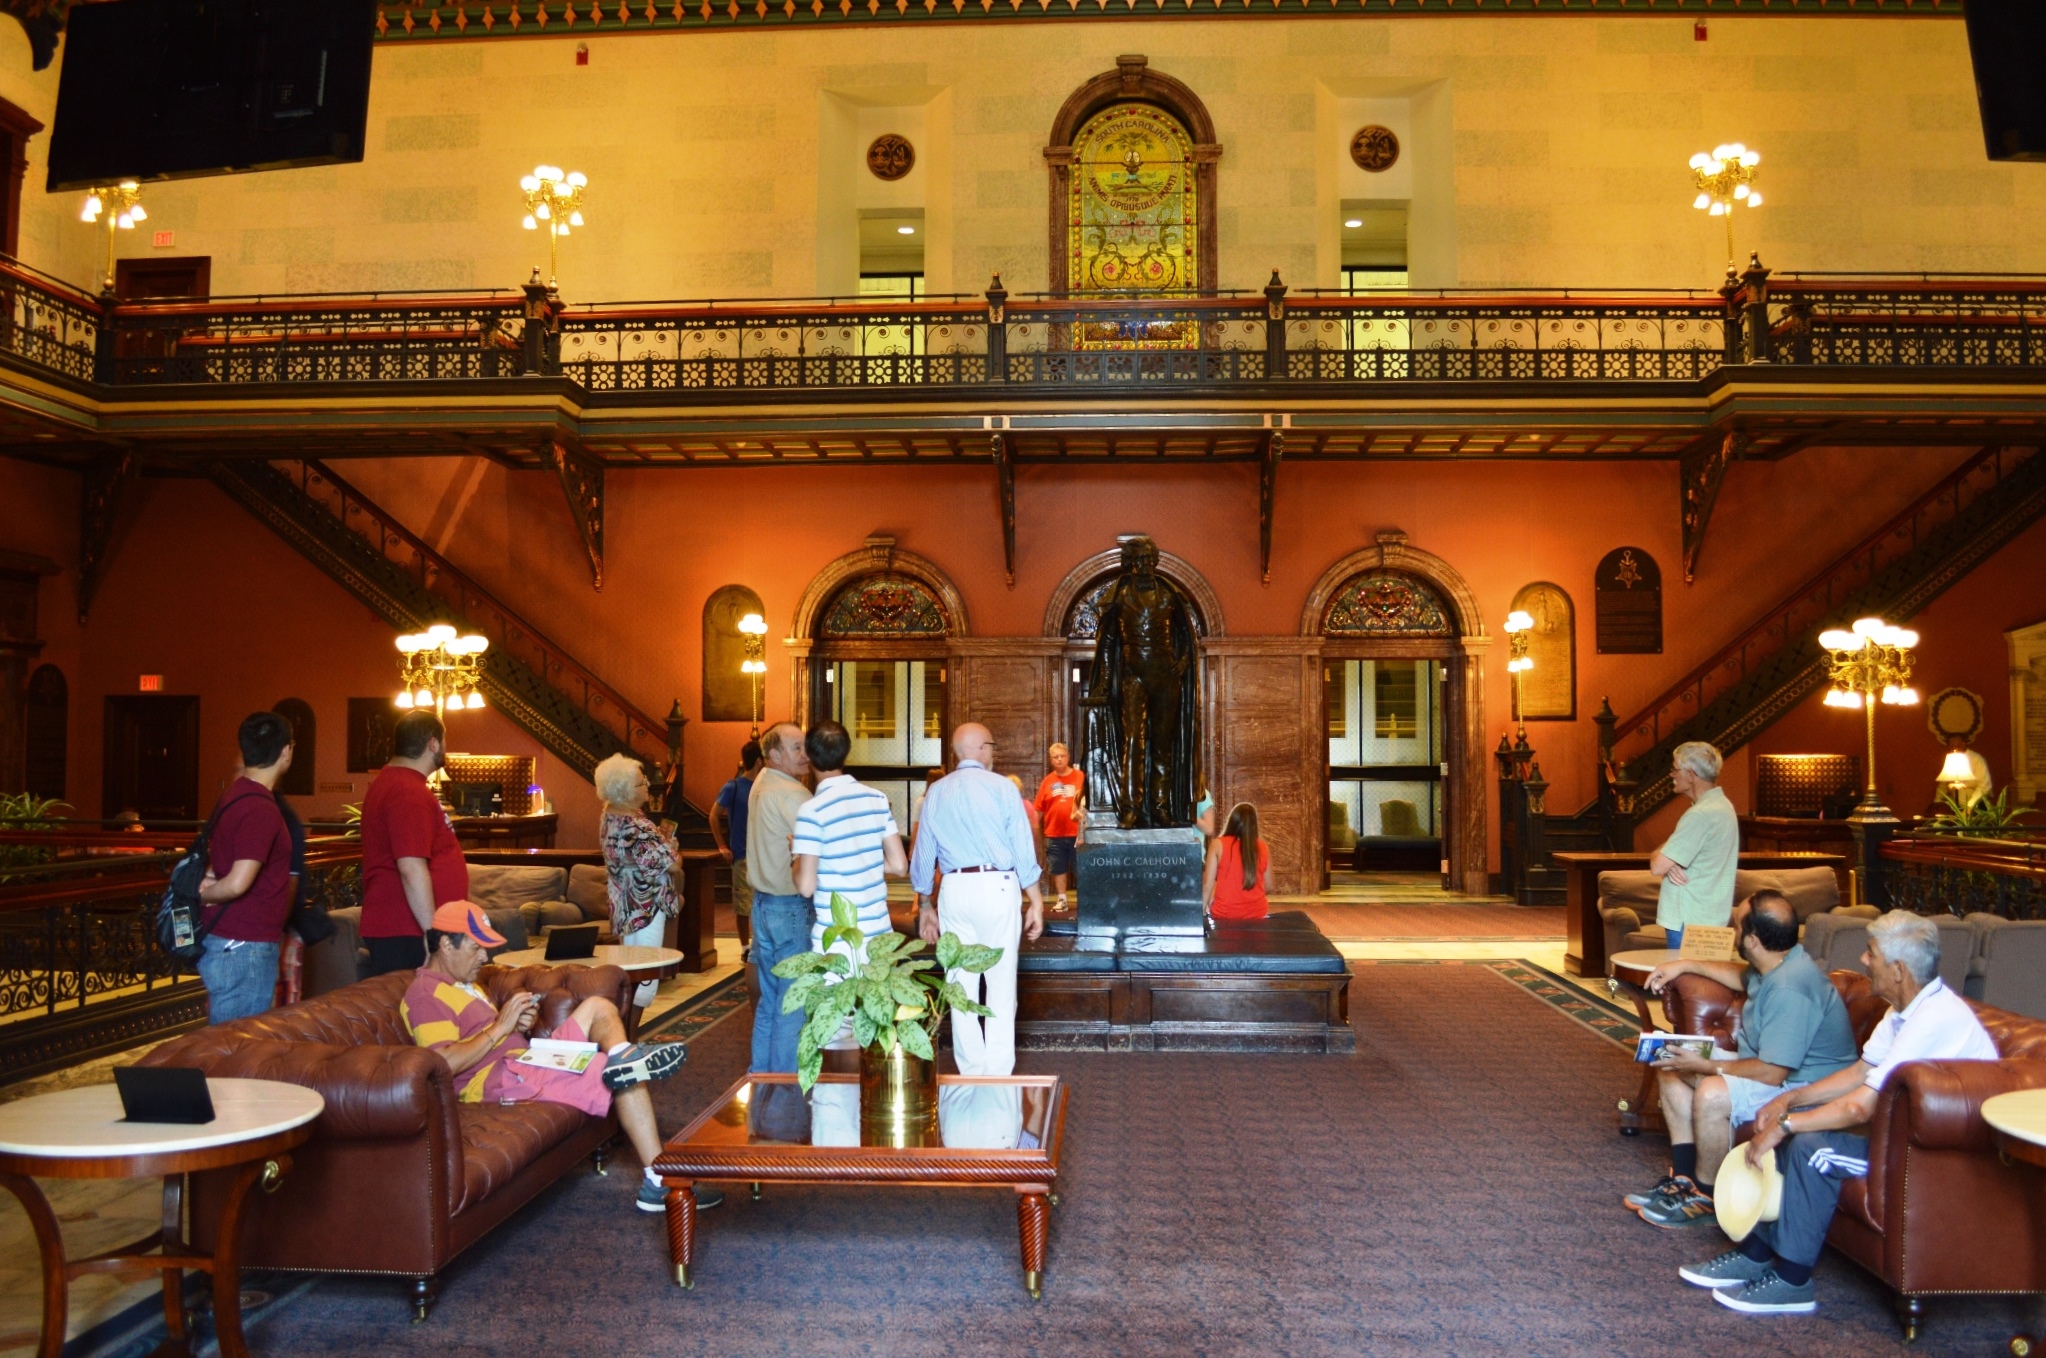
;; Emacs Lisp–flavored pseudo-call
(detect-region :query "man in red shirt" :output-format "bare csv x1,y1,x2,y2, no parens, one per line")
195,711,297,1023
1032,742,1086,912
359,710,470,977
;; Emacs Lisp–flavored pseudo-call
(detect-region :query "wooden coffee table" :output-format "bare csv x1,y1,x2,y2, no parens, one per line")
0,1077,324,1358
653,1072,1067,1298
1608,948,1682,1137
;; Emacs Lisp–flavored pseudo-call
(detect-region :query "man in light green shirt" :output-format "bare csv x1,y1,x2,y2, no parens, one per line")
1650,741,1739,950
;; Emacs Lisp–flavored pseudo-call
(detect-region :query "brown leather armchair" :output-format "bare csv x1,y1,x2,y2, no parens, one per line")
1663,970,2046,1340
140,962,633,1320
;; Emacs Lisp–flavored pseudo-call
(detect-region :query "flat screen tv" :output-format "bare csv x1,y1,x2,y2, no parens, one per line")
46,0,376,191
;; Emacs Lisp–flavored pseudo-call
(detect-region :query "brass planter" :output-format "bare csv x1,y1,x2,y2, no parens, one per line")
859,1040,938,1148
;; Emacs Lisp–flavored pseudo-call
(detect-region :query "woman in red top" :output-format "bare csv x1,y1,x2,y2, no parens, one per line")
1203,802,1269,922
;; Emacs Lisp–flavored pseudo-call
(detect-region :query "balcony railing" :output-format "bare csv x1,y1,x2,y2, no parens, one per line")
0,266,2028,399
1880,834,2046,921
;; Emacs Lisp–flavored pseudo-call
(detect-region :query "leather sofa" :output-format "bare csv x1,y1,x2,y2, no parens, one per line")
1663,968,2046,1339
1595,865,1841,965
306,861,612,998
139,962,632,1320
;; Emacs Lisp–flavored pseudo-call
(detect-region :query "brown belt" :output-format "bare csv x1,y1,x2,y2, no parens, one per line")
948,865,1011,875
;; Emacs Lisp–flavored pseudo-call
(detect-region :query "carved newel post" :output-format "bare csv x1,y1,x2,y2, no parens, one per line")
1074,535,1207,948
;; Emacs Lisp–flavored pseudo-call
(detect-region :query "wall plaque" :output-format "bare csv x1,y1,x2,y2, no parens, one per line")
1350,124,1400,172
347,698,396,773
866,133,915,181
703,584,767,723
1594,547,1662,654
1509,581,1576,720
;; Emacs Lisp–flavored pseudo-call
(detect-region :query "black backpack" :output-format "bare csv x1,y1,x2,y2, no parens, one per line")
154,791,252,964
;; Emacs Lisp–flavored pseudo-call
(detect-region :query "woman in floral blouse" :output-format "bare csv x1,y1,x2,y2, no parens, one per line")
595,753,679,1009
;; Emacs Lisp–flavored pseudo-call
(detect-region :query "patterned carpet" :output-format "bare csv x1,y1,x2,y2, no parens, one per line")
215,968,2033,1357
1303,903,1565,941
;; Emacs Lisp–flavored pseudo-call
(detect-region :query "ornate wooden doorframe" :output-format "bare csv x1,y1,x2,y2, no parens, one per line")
1302,532,1493,897
1044,55,1223,296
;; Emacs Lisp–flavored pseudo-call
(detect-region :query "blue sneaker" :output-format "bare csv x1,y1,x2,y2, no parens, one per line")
1713,1269,1817,1314
636,1177,723,1212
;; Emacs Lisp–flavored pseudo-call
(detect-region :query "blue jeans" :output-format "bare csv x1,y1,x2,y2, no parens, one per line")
749,893,813,1073
1665,925,1684,951
198,936,280,1025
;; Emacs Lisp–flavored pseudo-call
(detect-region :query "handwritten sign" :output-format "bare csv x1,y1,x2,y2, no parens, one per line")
1678,924,1738,962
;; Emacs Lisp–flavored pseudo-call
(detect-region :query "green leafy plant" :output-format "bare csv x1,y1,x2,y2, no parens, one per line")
1924,787,2034,839
772,892,1002,1091
0,793,73,875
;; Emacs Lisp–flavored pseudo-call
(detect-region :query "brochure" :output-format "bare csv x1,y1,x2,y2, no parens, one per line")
513,1037,601,1074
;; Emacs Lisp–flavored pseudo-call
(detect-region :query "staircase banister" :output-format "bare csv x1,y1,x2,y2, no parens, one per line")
299,458,672,755
1609,445,2027,757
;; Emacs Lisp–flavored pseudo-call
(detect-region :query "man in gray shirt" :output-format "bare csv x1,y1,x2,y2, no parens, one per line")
1628,890,1858,1228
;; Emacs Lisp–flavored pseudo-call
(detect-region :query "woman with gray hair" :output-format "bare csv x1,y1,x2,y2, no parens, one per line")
594,752,679,1010
1649,741,1739,950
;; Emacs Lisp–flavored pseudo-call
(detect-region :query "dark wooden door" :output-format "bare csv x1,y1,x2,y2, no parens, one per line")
102,695,200,820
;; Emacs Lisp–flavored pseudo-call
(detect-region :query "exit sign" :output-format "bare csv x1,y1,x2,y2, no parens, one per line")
138,675,162,691
152,230,174,248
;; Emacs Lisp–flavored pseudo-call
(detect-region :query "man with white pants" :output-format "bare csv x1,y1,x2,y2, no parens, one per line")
911,723,1046,1076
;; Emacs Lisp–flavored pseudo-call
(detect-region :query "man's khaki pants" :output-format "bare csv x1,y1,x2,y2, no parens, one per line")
936,871,1023,1076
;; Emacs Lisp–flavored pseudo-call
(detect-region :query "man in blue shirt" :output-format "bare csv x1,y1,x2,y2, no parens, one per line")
712,740,760,960
911,722,1045,1076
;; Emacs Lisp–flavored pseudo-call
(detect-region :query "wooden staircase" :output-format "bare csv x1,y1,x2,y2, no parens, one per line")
209,458,711,837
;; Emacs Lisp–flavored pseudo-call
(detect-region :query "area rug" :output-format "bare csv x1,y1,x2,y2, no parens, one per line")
226,969,2032,1357
1302,902,1565,941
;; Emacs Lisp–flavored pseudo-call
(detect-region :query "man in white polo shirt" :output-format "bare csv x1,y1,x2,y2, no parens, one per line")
792,719,907,960
1678,909,1997,1316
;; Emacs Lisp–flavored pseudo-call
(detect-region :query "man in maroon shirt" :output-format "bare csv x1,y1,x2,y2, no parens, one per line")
195,712,296,1023
359,710,471,977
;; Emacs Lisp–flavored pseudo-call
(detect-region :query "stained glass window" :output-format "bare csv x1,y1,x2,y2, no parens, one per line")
1069,102,1197,295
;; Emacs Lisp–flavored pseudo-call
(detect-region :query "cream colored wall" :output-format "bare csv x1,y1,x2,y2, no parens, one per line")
5,15,2040,300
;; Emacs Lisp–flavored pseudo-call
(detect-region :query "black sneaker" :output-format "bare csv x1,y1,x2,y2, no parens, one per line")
1679,1249,1773,1289
1713,1268,1817,1314
636,1178,724,1212
1638,1178,1715,1229
1624,1173,1682,1211
603,1041,687,1091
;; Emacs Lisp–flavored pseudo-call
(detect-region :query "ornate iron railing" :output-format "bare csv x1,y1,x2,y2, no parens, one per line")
1772,275,2046,369
1881,835,2046,921
0,258,101,384
1603,445,2046,813
105,290,526,385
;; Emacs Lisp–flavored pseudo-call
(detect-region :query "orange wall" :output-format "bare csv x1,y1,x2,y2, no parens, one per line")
5,443,2029,867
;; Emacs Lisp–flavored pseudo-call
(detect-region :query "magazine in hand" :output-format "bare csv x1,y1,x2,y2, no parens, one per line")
513,1037,601,1074
1634,1033,1716,1065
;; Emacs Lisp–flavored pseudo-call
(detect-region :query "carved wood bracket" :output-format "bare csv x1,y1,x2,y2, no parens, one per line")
547,440,605,590
76,450,135,622
1680,428,1744,584
1260,430,1283,585
993,430,1016,588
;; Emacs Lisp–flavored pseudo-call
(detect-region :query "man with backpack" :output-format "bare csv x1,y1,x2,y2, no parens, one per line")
194,712,297,1023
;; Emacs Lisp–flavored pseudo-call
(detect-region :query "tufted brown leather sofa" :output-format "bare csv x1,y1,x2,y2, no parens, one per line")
1664,969,2046,1340
139,963,632,1320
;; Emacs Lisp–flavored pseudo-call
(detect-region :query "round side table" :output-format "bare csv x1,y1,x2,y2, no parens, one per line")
0,1077,324,1358
1606,948,1682,1136
1983,1089,2046,1358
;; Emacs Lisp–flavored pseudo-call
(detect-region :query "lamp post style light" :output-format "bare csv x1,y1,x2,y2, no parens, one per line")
79,182,145,292
1503,610,1535,739
1689,143,1762,269
520,165,587,287
737,611,768,738
1819,616,1919,823
395,624,491,719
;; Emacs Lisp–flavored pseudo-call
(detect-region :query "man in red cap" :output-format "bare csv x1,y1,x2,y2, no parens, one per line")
400,901,719,1212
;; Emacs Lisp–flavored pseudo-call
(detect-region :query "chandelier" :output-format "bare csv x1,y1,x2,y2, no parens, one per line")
1688,143,1761,267
520,165,587,287
79,181,145,292
1818,616,1918,822
395,624,490,717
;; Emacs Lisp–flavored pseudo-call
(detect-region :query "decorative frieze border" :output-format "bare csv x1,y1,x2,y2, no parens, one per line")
371,0,1959,43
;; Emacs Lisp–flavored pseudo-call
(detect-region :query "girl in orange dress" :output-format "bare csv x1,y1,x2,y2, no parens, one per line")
1203,802,1269,922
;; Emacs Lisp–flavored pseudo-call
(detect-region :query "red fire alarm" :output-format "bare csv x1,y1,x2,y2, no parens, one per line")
1694,19,1707,41
138,675,163,692
575,42,588,65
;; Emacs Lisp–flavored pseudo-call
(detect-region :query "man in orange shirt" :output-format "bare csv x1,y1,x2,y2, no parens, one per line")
1033,743,1086,912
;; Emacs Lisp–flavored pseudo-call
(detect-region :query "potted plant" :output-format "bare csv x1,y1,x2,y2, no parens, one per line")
771,893,1003,1146
1924,787,2033,839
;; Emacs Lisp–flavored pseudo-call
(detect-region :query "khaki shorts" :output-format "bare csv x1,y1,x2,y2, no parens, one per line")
731,858,754,916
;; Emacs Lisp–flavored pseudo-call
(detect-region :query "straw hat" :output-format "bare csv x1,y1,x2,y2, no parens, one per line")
1713,1142,1785,1241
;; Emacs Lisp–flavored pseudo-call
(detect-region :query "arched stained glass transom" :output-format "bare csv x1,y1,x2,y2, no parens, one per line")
820,574,949,639
1324,571,1455,638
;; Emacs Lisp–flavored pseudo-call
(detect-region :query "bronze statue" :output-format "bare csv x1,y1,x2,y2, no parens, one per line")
1082,536,1202,828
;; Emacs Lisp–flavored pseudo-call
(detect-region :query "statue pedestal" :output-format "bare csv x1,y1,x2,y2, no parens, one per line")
1076,827,1205,947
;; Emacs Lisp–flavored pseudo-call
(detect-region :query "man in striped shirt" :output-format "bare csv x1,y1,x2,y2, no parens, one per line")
792,719,908,959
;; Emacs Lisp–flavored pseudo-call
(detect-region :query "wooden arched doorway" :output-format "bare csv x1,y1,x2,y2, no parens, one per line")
788,538,967,833
1303,533,1491,896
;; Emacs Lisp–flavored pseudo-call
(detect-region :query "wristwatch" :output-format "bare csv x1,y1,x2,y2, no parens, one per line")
1777,1108,1795,1134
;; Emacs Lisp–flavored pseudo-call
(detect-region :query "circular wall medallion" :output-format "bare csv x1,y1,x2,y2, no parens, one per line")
1350,125,1400,173
866,134,915,182
1927,686,1985,745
